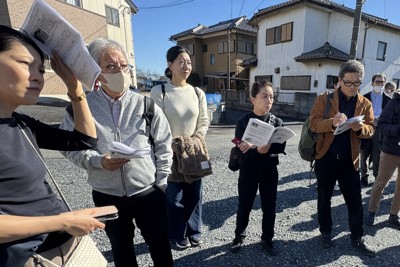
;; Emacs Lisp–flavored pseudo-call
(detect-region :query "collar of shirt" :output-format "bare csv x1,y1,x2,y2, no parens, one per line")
370,92,383,116
100,87,126,126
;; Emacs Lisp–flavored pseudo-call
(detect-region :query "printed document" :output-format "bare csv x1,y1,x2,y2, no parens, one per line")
241,118,296,146
109,141,151,159
21,0,101,90
334,115,365,135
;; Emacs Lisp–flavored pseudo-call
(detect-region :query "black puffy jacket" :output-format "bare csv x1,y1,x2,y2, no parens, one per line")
378,91,400,156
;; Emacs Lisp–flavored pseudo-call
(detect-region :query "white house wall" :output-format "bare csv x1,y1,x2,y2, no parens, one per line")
251,4,400,96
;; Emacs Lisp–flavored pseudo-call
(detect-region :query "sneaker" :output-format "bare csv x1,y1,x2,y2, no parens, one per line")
361,177,370,187
320,233,332,248
189,236,201,247
230,237,244,253
176,238,191,249
260,240,277,256
351,238,376,258
364,211,376,226
388,214,400,229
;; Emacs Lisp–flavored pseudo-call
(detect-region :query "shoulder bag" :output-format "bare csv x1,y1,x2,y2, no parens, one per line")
19,124,108,267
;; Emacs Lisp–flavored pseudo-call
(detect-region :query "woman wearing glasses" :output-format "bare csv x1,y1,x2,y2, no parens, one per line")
150,46,209,249
60,38,174,267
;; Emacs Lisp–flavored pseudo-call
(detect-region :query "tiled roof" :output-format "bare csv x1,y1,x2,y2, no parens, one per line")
240,57,258,67
249,0,400,32
170,16,256,40
294,42,350,62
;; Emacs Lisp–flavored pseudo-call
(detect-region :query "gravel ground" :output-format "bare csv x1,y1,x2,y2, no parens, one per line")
18,103,399,266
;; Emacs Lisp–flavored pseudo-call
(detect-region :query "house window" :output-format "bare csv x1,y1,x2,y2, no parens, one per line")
255,75,273,83
326,75,339,89
281,75,311,90
217,41,234,54
202,44,207,52
62,0,81,7
44,54,51,70
105,6,120,27
266,22,293,45
376,41,387,61
237,40,255,55
210,54,215,65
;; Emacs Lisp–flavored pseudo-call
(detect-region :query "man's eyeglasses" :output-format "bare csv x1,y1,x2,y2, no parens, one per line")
101,63,132,73
374,80,385,85
342,80,362,87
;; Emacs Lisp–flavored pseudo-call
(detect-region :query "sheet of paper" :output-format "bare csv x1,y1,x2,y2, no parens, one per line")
242,118,275,147
334,115,364,135
21,0,101,90
268,127,296,144
109,141,151,159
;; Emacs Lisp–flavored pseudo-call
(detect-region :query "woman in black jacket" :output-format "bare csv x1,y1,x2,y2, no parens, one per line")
230,81,286,256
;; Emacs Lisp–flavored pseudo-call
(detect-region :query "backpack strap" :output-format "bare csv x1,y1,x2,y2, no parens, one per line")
161,84,166,101
142,96,155,149
324,92,333,119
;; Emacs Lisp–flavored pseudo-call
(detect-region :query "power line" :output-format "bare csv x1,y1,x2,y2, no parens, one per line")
246,0,267,18
238,0,245,17
138,0,194,9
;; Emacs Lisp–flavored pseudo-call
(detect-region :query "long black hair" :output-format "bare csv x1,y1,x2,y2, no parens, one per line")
0,25,44,62
164,45,190,79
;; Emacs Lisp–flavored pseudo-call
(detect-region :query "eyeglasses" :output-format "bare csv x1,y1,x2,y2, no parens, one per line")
342,80,362,87
176,60,192,68
101,63,132,73
374,80,385,85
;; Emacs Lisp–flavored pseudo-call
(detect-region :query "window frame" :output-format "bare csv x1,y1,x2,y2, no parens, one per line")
265,22,293,46
376,41,387,61
105,5,120,27
210,53,215,65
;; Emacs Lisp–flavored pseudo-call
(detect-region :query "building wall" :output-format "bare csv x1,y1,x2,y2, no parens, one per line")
251,4,400,96
2,0,137,94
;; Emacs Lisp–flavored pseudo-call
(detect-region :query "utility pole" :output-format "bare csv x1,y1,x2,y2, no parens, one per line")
349,0,365,59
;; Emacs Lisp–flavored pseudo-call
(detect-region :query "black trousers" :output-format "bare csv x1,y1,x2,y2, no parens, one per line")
315,153,364,240
234,164,278,243
92,187,173,267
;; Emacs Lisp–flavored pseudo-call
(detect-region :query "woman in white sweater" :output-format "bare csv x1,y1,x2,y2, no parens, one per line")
150,46,209,249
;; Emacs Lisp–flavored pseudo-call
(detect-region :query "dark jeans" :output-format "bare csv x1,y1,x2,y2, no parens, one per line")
315,153,364,240
234,165,278,243
360,133,381,179
92,187,173,267
165,180,203,241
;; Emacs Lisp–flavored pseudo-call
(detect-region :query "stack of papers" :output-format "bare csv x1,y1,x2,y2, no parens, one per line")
334,115,365,135
109,141,151,159
241,118,296,146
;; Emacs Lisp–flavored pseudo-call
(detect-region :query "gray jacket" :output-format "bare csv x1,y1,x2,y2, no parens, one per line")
60,89,173,197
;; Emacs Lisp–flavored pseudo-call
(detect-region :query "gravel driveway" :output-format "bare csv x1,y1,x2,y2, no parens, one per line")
20,102,399,266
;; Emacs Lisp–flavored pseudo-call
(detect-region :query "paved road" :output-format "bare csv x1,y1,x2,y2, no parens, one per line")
17,102,399,266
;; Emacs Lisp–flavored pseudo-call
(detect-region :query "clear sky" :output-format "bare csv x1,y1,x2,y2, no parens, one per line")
132,0,399,76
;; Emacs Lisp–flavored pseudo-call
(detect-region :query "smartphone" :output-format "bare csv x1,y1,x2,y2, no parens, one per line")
92,205,118,222
231,138,242,145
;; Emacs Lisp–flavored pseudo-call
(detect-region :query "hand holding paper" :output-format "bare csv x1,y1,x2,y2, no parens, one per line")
109,141,151,159
333,115,364,135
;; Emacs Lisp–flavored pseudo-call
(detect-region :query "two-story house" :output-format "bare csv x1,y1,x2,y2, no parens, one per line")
170,16,257,92
0,0,138,94
247,0,400,103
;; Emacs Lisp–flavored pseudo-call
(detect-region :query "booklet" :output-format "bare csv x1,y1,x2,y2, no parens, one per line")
109,141,151,159
333,115,365,135
241,118,296,146
21,0,101,90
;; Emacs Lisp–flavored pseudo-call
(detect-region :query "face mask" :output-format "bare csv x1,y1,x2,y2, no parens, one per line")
101,71,131,93
373,85,383,94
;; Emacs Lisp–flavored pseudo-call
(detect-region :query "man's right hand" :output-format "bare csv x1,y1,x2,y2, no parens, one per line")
101,155,130,171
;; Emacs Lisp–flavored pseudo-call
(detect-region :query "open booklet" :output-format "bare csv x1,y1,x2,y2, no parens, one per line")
109,141,151,159
241,118,296,146
333,115,364,135
21,0,100,90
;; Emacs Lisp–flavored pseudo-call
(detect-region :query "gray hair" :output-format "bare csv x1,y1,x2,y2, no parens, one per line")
87,38,128,65
338,60,365,80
